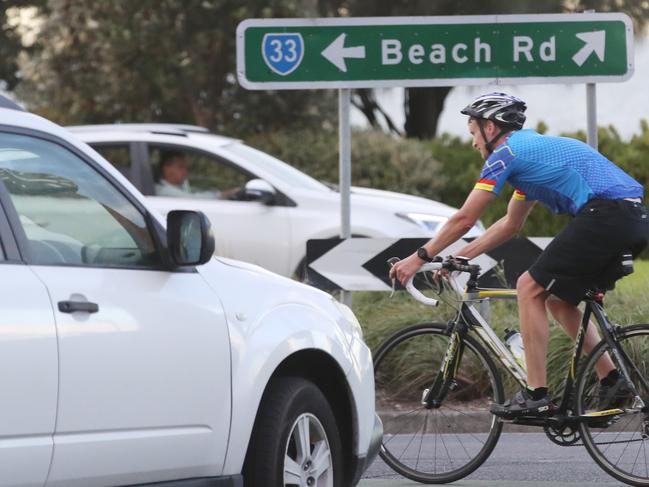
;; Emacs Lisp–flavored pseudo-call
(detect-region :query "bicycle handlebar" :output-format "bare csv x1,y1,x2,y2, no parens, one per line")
406,261,443,307
388,257,482,308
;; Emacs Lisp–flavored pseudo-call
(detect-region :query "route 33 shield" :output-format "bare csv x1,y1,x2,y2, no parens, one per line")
262,33,304,75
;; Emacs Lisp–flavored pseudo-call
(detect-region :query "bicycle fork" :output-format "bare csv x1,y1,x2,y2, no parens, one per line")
421,322,468,409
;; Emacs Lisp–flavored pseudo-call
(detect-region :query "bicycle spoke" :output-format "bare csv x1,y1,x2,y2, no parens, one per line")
438,407,481,459
382,408,425,447
383,410,425,452
396,412,426,464
439,404,492,445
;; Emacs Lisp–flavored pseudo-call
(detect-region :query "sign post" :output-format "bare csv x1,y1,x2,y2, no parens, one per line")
339,88,352,306
236,13,634,298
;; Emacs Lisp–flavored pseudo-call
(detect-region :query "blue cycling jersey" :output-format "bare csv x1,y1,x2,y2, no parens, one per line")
474,129,643,215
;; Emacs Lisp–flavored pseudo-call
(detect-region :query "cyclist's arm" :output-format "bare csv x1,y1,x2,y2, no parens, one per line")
391,189,495,284
422,189,497,257
455,195,536,259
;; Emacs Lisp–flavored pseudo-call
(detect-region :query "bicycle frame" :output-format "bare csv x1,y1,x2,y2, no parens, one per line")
433,285,648,416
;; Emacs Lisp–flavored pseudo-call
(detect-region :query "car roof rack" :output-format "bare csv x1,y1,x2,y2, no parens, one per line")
67,123,210,135
0,94,26,112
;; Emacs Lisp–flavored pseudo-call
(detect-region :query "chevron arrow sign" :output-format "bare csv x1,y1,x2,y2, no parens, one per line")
305,237,551,291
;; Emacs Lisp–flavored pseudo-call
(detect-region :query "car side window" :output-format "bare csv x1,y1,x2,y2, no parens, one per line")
150,145,251,200
0,132,161,268
92,144,132,179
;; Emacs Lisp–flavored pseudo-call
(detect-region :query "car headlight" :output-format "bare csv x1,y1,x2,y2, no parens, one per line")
396,212,449,234
332,299,363,339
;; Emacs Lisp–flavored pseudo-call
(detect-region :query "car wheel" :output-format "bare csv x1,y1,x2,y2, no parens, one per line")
244,377,344,487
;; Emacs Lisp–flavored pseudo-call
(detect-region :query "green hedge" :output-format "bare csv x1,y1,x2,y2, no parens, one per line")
247,120,649,236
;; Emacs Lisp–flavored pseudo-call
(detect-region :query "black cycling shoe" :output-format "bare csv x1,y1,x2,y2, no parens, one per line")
490,389,556,419
598,375,631,411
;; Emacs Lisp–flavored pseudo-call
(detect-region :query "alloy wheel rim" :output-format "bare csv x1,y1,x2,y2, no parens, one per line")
283,413,333,487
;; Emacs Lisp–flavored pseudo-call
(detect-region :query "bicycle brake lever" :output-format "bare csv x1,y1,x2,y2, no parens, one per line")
387,257,400,298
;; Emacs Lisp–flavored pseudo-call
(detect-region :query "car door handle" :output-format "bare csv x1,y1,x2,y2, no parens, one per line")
58,300,100,314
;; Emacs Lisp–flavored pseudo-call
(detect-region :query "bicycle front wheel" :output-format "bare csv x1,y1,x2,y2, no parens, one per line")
576,324,649,487
373,322,504,484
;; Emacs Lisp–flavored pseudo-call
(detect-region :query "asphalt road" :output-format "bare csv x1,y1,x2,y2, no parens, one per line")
359,430,639,486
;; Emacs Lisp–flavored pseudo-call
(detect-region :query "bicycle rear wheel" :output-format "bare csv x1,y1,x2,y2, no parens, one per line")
576,324,649,487
373,322,504,484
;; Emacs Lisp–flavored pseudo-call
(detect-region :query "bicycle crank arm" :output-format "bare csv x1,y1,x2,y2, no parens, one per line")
500,410,624,429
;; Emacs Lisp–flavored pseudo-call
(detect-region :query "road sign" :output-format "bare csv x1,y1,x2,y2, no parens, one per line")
305,237,551,291
237,13,634,90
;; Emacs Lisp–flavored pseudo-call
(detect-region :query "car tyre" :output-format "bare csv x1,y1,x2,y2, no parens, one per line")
244,376,344,487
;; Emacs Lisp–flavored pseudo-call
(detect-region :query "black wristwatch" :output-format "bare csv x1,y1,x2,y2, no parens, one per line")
417,247,433,262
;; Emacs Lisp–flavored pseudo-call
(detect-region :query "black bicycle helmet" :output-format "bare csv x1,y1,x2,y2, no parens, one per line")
461,92,527,130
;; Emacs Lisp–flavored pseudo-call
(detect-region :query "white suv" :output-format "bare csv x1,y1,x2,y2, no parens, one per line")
0,100,380,486
69,124,483,277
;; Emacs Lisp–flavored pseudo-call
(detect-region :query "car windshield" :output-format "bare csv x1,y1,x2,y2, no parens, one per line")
222,142,330,192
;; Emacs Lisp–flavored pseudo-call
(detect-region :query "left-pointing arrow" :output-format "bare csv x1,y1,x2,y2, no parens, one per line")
321,33,366,72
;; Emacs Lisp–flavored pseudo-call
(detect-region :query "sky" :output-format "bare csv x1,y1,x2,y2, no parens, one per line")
352,37,649,140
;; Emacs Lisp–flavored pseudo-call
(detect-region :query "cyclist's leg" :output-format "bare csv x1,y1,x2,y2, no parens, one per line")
490,272,555,418
516,271,551,388
524,201,638,386
546,295,615,380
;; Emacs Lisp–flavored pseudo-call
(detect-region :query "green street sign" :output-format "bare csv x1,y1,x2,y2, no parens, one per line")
236,13,634,90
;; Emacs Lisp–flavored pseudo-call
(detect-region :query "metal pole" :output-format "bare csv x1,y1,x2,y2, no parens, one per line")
583,9,598,151
339,89,352,307
586,83,598,149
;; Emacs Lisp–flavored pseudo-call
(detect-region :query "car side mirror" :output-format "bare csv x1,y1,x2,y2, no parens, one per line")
243,179,276,205
167,210,215,266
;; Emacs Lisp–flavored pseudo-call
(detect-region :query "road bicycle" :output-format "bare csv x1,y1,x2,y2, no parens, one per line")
374,256,649,486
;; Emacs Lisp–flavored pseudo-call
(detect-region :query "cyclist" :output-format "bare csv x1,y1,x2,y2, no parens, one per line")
390,92,649,418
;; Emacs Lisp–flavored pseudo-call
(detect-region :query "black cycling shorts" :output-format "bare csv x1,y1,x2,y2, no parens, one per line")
528,199,649,305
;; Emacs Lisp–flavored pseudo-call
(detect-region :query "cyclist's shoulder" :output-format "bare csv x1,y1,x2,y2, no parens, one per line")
507,128,545,149
510,129,589,151
506,129,594,163
487,129,538,162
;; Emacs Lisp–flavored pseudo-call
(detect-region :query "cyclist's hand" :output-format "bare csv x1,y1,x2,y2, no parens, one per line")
389,253,424,286
433,255,467,282
433,268,450,282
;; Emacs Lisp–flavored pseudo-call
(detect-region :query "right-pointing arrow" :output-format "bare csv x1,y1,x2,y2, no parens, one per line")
572,30,606,67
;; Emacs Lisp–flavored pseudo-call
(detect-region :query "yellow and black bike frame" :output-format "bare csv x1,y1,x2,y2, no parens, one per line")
423,283,648,423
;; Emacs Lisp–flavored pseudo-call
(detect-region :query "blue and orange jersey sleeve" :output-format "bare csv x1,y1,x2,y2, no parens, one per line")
512,189,527,201
473,144,516,196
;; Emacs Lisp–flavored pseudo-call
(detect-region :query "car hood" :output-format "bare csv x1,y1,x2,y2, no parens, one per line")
348,186,458,215
293,185,460,219
198,256,361,345
206,256,328,297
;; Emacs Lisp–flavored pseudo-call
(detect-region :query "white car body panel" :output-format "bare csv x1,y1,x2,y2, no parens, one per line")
30,266,231,486
197,258,362,474
0,265,58,487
